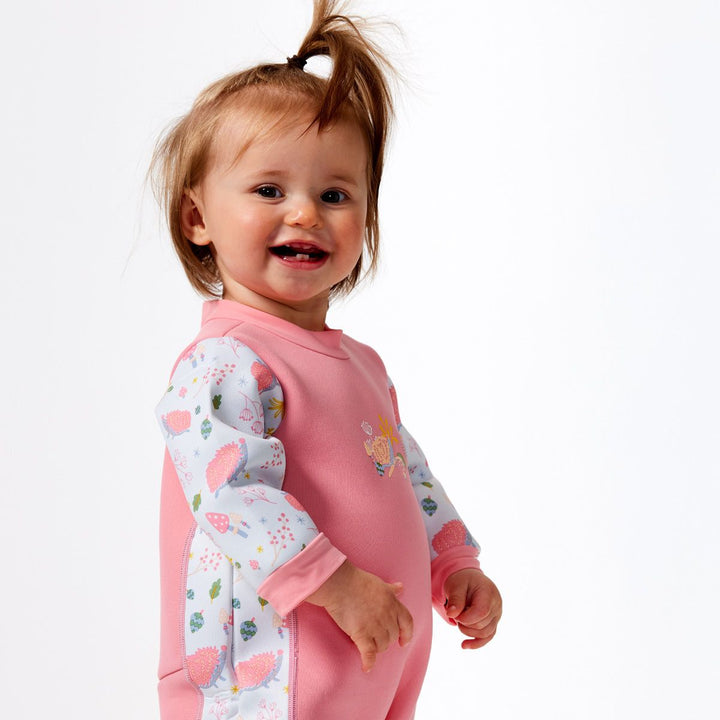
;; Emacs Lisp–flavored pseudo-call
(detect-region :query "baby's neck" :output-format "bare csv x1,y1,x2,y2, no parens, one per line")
221,288,329,331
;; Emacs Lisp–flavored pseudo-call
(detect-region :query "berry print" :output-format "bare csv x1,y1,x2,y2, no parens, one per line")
189,548,223,577
190,611,205,633
201,417,213,440
240,618,258,641
421,496,438,516
267,513,295,565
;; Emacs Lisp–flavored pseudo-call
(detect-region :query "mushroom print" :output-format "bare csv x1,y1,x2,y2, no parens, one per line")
206,512,250,538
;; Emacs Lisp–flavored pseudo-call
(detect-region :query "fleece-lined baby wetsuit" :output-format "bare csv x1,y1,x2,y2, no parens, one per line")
156,300,480,720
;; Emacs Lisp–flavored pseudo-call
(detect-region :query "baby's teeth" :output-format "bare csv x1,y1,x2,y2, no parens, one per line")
295,253,310,261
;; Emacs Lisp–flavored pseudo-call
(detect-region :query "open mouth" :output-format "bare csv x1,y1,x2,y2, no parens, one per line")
269,244,328,262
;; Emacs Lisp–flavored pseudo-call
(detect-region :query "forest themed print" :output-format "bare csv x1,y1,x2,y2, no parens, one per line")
157,322,480,718
183,528,290,719
397,424,479,560
361,417,408,478
157,336,312,718
157,337,321,593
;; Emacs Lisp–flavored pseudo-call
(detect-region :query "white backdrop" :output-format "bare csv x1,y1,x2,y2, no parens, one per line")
1,1,718,718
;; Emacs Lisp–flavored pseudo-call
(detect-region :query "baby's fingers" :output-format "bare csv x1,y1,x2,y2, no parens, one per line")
361,645,378,673
397,601,414,647
460,630,496,650
457,617,499,650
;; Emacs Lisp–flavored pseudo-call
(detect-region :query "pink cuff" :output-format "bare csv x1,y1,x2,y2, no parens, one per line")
257,533,347,617
430,545,481,624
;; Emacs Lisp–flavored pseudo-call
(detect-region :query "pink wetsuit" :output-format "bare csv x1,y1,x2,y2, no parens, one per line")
156,300,480,719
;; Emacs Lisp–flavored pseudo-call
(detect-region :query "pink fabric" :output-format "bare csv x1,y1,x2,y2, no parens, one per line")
430,546,482,623
158,300,481,719
203,301,434,718
257,533,347,617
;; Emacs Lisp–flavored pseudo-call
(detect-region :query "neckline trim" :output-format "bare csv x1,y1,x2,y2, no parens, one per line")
202,300,349,359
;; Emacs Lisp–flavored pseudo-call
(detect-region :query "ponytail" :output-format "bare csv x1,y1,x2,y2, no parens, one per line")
152,0,396,298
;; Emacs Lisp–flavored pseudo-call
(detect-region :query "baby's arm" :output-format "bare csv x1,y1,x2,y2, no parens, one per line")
391,380,502,647
305,560,414,672
156,336,346,613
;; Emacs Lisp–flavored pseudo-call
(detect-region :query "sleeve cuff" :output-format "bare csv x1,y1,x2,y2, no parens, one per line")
257,533,347,617
430,545,481,624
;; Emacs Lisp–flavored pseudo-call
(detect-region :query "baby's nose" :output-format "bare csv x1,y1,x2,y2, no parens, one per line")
284,196,322,229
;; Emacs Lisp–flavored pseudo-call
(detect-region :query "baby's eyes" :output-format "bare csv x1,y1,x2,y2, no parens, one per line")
255,185,283,199
320,189,347,204
253,186,347,203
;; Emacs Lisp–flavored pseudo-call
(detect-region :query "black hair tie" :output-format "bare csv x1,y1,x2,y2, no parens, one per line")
286,55,307,70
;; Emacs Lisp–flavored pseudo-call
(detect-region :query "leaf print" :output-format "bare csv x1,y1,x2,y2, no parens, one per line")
209,578,222,603
379,416,400,447
421,481,434,488
187,589,195,600
212,394,222,410
258,596,268,610
194,405,201,415
192,493,202,512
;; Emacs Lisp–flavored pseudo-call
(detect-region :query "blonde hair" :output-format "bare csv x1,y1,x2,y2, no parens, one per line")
151,0,395,298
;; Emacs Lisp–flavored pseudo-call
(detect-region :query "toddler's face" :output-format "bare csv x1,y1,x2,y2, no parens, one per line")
182,109,368,329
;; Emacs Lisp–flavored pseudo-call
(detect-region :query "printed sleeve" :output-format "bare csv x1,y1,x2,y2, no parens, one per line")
399,423,482,618
156,336,345,616
387,379,481,618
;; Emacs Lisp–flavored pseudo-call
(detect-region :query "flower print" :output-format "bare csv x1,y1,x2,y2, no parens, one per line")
368,435,391,466
268,396,285,419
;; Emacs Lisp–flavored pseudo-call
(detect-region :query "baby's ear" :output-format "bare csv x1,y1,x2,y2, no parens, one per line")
180,190,211,246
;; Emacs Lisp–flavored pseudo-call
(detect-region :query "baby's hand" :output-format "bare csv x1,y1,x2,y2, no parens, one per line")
306,560,414,672
444,569,502,649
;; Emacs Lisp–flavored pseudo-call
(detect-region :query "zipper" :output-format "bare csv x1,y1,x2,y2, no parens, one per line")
288,610,299,720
